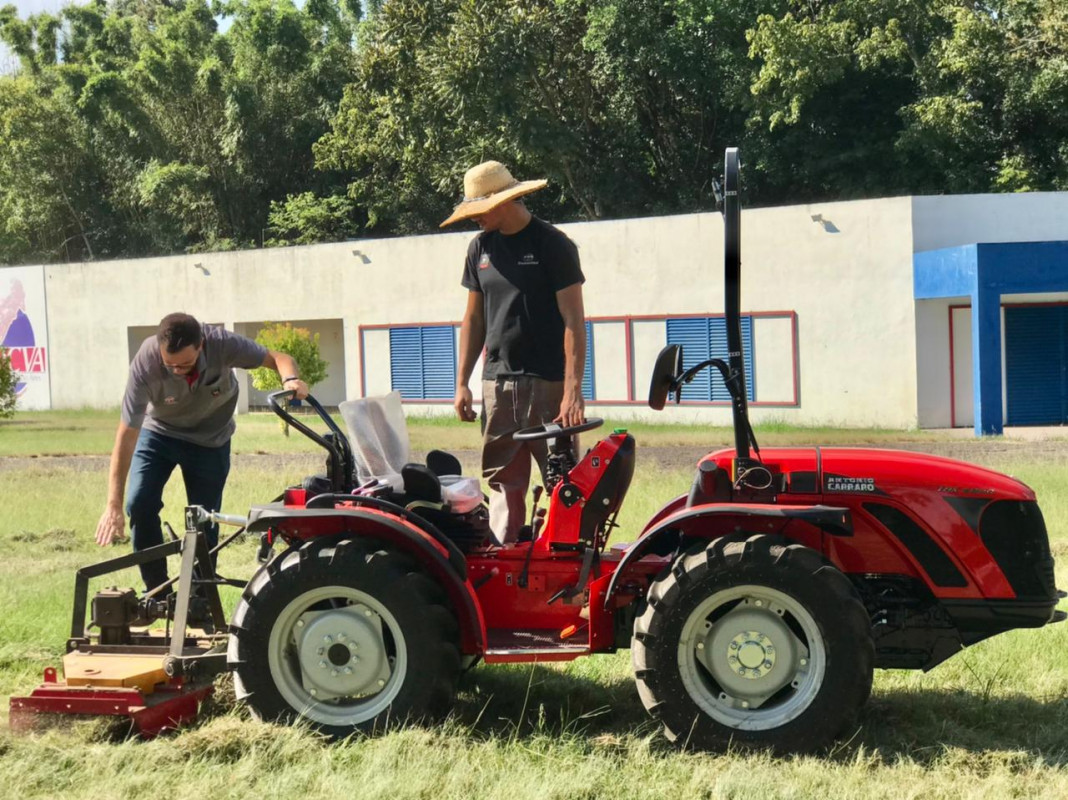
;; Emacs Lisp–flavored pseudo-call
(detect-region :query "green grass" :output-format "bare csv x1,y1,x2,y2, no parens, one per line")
3,413,1068,797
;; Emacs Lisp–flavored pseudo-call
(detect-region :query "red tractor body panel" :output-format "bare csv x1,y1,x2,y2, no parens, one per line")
258,498,489,655
698,447,1033,600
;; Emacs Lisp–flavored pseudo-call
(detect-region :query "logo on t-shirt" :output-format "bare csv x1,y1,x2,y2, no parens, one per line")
518,253,539,266
164,396,177,405
478,254,491,270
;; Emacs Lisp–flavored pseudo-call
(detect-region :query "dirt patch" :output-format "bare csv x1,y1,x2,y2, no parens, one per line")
5,439,1068,476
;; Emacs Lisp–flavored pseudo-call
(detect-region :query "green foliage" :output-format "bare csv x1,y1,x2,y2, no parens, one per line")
248,322,328,391
746,0,1068,198
265,191,359,245
2,0,1068,259
0,347,16,417
315,0,770,233
0,0,357,263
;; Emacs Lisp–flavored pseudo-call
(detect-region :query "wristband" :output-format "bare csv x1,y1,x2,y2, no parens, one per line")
282,375,300,383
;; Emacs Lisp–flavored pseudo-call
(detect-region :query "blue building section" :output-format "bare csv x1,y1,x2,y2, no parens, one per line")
915,241,1068,435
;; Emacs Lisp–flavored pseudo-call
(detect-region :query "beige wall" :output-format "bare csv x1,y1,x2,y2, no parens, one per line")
41,199,920,427
913,193,1068,252
591,321,628,402
39,190,1068,428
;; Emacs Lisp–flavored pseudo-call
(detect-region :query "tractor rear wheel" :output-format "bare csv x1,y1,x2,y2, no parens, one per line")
228,538,461,738
632,534,873,753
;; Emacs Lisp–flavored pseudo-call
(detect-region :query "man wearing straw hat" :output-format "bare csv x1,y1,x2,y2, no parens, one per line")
441,161,586,545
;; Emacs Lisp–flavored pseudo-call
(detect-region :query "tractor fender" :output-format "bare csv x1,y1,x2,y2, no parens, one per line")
604,503,853,608
246,507,486,653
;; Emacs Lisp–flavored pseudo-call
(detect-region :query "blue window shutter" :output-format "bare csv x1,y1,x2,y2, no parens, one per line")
389,328,423,399
390,326,457,400
583,320,595,400
421,326,456,400
667,317,756,402
667,318,712,401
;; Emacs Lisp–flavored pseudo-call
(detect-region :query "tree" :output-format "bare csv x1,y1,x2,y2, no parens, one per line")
0,347,17,418
249,322,329,392
265,191,360,246
745,0,1068,199
4,0,1067,257
899,0,1068,193
0,0,358,262
315,0,774,234
0,74,103,263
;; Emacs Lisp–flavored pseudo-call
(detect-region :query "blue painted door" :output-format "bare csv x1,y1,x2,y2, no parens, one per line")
1005,305,1068,426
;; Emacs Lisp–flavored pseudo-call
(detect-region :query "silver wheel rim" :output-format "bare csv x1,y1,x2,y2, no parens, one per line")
267,585,406,727
678,584,826,731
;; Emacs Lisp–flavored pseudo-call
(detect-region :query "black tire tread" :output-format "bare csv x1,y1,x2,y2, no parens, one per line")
229,537,461,738
632,533,874,753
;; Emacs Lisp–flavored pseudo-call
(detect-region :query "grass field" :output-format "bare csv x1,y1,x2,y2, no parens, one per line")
2,411,1068,798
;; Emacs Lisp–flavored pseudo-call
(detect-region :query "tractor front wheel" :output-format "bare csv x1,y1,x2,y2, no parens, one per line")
228,539,461,738
632,534,873,753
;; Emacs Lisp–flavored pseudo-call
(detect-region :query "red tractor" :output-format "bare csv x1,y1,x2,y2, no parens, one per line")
12,150,1065,753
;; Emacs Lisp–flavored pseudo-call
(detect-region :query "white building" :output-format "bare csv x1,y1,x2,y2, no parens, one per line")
3,191,1067,434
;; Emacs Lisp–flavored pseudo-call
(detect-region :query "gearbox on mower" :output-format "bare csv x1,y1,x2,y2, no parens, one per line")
12,149,1065,753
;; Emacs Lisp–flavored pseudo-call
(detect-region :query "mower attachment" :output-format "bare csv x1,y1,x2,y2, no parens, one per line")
9,666,214,738
8,506,238,737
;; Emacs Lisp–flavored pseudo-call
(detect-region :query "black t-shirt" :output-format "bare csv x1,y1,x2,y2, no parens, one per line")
461,217,584,381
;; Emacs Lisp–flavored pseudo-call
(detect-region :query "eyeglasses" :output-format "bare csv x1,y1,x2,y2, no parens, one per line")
162,353,200,373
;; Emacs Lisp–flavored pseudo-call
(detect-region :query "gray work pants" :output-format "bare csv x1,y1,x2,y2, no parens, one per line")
481,376,564,544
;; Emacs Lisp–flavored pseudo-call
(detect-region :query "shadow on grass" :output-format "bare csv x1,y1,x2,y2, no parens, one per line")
453,661,654,742
848,688,1068,766
452,664,1068,763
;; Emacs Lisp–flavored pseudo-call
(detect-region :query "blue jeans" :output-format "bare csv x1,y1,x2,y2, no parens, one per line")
125,428,231,591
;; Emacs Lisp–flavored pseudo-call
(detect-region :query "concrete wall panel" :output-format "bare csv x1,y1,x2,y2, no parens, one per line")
591,321,628,402
631,319,666,407
913,194,1068,253
752,316,795,404
915,299,955,428
951,306,973,428
362,328,393,398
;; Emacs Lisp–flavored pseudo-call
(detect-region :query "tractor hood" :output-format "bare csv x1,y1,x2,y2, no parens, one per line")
701,447,1034,501
817,447,1034,501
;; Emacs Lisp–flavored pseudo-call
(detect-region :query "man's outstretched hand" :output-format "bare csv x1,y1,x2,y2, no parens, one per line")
95,504,126,546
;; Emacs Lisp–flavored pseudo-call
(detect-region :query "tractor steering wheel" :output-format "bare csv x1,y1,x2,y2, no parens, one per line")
512,418,604,441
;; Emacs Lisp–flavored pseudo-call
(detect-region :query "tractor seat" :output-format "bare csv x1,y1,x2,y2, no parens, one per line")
400,457,483,515
400,461,489,552
337,392,489,549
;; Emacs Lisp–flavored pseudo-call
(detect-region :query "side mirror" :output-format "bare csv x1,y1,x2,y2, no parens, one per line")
648,344,683,410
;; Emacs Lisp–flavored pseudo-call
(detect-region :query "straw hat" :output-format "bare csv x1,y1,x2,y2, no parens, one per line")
439,161,547,227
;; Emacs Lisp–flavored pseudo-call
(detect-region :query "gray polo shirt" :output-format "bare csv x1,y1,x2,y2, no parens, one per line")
122,326,268,448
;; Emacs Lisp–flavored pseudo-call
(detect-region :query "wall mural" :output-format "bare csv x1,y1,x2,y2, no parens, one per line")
1,267,50,409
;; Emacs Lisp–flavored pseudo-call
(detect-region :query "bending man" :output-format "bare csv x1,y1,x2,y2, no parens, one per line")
94,312,308,590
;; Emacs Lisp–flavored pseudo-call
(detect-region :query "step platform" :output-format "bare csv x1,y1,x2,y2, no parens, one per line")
483,628,590,663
